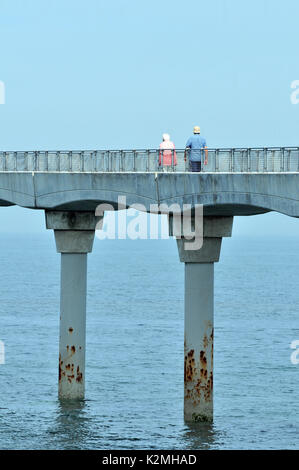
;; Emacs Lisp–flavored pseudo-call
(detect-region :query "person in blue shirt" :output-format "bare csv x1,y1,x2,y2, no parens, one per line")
185,126,208,172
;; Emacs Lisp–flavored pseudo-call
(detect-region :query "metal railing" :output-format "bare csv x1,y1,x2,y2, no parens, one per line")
0,147,299,173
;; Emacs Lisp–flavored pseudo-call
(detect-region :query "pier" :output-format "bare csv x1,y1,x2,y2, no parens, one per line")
1,147,299,422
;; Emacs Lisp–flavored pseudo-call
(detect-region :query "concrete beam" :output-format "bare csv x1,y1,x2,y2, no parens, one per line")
46,210,102,254
45,210,102,231
177,237,222,263
169,215,233,238
2,171,299,217
54,231,95,254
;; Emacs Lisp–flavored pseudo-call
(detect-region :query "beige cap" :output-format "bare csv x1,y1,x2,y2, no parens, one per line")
193,126,200,134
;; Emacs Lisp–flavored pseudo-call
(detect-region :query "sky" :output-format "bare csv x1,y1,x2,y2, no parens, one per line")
0,0,299,236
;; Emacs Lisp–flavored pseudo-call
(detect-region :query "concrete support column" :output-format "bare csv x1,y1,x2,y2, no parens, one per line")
184,261,214,422
59,253,87,399
45,211,102,400
171,215,233,422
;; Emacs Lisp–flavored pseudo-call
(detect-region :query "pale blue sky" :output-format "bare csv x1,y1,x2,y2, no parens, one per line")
0,0,299,236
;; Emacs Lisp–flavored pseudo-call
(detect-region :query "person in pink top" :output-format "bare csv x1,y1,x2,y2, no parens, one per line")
159,133,177,169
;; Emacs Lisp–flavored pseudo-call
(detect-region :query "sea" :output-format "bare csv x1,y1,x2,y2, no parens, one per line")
0,233,299,449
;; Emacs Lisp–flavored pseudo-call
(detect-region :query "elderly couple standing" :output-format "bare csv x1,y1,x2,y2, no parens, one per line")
159,126,208,172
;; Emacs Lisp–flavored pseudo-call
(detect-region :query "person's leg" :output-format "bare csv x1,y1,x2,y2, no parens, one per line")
190,161,197,172
191,161,201,172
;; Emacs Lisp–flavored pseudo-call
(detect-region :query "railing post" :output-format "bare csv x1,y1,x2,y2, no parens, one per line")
82,151,85,172
119,150,123,172
156,150,163,171
93,151,97,172
68,151,72,172
187,149,190,172
25,151,28,171
241,150,244,172
35,151,38,171
215,149,219,172
264,148,267,172
108,151,111,172
281,148,284,172
45,151,49,171
57,151,60,172
146,150,149,172
247,148,250,172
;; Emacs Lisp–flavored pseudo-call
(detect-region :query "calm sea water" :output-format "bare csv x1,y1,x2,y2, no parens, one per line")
0,233,299,449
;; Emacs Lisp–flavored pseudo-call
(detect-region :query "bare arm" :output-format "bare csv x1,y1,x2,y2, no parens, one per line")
204,146,208,164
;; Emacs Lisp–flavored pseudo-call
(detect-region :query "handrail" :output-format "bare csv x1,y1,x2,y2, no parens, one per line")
0,146,299,153
0,147,299,173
